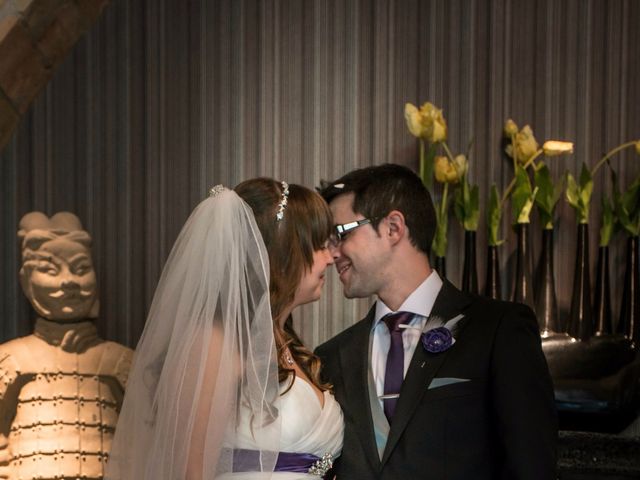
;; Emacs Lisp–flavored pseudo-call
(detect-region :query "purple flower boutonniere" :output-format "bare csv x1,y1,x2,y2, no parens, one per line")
420,314,464,354
421,327,453,353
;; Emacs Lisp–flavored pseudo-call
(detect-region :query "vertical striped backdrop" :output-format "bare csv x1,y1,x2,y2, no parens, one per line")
1,0,639,350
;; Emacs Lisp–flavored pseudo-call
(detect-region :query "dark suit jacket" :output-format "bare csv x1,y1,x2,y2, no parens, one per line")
316,280,557,479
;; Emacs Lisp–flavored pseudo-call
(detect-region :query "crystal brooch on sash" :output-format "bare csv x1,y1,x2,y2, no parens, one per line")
308,452,333,476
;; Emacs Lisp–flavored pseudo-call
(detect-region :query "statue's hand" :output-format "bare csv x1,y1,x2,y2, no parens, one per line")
0,434,10,479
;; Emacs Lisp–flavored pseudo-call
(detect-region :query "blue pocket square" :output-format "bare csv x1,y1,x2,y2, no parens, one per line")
428,377,470,389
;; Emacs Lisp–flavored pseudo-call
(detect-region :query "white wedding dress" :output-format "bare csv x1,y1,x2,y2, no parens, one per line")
106,191,344,480
221,376,344,479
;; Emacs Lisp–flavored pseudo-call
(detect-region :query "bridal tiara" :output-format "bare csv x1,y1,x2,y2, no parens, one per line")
208,185,227,197
275,181,289,222
208,181,289,221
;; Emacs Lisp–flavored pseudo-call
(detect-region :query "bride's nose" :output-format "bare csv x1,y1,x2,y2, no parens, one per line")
322,247,334,266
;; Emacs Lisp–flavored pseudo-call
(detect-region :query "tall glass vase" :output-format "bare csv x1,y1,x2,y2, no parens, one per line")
434,256,446,280
568,224,592,340
462,230,478,294
534,228,559,335
617,236,639,342
512,223,534,310
594,245,612,335
484,246,501,300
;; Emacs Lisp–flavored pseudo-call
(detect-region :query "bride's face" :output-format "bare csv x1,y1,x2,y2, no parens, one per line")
292,246,334,307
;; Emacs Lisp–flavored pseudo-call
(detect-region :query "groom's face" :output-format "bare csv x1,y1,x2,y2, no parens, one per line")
328,193,392,298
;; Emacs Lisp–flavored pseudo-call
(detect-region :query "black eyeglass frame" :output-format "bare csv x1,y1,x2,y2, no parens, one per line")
329,217,379,247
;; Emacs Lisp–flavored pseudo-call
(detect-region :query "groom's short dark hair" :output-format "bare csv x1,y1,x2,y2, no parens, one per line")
320,164,436,256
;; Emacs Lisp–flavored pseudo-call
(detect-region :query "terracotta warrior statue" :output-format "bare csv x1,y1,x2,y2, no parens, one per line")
0,212,133,480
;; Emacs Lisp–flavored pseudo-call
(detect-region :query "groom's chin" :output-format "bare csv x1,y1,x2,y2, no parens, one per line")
342,285,367,299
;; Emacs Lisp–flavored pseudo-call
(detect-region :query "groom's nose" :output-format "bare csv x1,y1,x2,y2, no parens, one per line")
328,241,342,260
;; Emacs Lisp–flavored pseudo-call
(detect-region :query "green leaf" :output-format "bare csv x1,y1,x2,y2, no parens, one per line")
453,177,480,231
566,173,580,209
622,175,640,219
453,182,465,226
466,184,480,231
511,165,532,224
599,196,615,246
566,163,591,224
612,170,640,236
431,199,449,257
553,172,568,209
534,163,566,229
579,162,592,188
487,184,504,246
534,163,554,228
517,187,539,224
419,141,437,191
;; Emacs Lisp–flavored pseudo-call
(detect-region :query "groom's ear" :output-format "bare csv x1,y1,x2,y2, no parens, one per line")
384,210,406,246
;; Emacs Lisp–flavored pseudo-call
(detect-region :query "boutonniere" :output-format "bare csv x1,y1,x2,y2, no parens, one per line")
420,314,464,353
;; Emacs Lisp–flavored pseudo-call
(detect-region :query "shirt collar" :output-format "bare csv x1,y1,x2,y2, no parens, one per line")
373,270,443,329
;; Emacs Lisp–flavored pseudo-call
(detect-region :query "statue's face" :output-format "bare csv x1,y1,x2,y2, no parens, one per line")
25,238,98,321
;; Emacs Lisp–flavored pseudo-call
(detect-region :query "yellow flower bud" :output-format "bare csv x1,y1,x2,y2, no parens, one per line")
504,119,518,137
635,140,640,155
434,155,460,184
419,102,448,143
453,154,468,178
513,125,539,165
542,141,574,156
404,103,427,138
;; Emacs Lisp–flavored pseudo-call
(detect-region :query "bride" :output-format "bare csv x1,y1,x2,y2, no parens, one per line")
105,178,344,479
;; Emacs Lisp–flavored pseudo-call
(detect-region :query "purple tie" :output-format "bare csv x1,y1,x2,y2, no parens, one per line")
382,311,414,423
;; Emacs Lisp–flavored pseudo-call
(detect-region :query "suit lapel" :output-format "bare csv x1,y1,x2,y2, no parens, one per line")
381,281,473,465
339,306,381,469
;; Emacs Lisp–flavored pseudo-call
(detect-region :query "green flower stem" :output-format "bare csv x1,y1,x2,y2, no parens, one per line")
510,134,517,172
441,182,449,218
499,149,544,208
442,141,455,163
419,139,426,185
591,141,638,177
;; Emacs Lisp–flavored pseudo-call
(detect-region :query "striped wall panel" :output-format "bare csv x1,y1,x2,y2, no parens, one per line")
1,0,639,349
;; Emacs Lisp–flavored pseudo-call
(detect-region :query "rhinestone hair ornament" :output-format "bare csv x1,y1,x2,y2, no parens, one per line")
208,184,227,197
276,181,289,221
208,182,288,221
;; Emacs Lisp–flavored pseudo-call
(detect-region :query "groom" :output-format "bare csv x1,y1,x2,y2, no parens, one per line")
316,164,557,479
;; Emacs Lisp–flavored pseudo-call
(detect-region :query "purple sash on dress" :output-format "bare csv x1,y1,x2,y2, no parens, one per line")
232,448,333,479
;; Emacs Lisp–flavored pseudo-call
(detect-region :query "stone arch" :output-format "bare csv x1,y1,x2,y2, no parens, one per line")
0,0,110,150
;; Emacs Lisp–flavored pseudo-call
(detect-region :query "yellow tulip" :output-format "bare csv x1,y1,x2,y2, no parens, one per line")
434,155,460,184
504,119,519,137
419,102,448,143
453,154,468,178
542,141,574,156
404,103,427,138
512,125,539,164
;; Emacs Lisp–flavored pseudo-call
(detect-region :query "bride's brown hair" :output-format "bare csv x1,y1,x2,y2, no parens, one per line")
235,178,333,391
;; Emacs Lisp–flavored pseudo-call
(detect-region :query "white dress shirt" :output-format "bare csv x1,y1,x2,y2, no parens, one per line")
371,271,443,409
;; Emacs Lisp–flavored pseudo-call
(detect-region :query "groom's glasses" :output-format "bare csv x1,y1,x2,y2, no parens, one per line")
328,217,378,247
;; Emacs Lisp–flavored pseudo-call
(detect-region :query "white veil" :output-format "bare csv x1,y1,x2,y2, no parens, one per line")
106,188,281,479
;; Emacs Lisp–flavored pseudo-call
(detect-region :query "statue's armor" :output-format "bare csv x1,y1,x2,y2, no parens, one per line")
0,319,132,480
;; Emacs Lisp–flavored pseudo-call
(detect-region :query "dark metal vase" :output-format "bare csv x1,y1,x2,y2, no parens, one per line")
512,223,534,310
484,245,501,300
434,256,446,279
594,245,612,335
617,236,639,342
535,228,559,334
568,224,592,340
462,230,478,294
